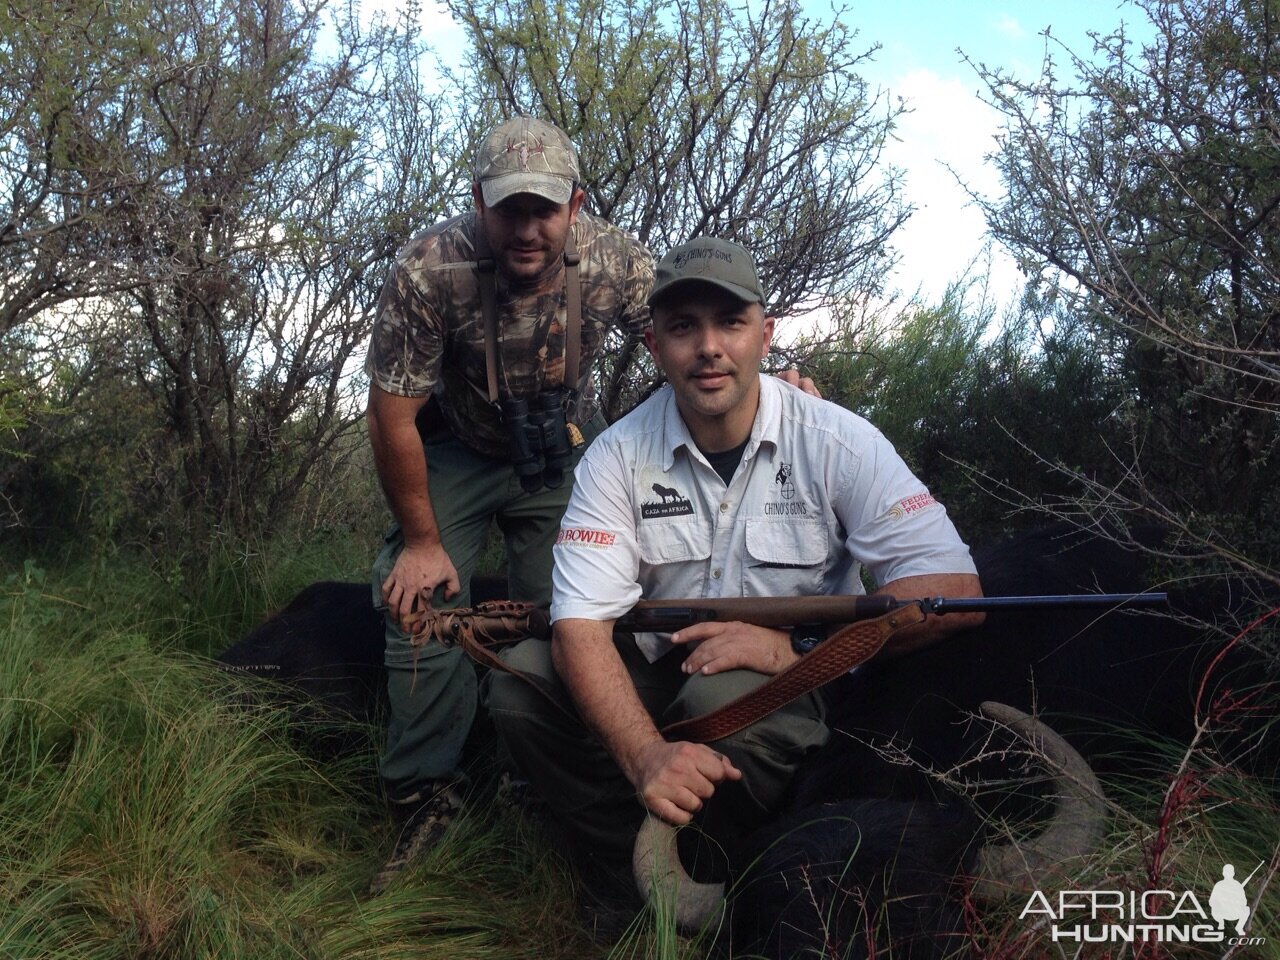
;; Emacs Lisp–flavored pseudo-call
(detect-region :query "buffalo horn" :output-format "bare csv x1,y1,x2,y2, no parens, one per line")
633,701,1107,925
632,815,725,934
969,700,1108,900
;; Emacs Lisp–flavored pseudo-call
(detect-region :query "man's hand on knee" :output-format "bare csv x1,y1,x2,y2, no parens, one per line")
631,740,742,826
382,542,461,630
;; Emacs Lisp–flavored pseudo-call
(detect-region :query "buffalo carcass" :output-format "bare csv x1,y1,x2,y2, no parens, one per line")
215,530,1275,955
648,525,1277,957
215,575,509,754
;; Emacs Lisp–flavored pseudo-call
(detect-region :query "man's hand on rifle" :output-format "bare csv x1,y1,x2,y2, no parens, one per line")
629,739,742,826
672,621,798,676
382,541,461,631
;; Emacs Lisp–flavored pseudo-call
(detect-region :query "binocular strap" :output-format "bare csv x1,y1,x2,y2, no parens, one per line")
472,224,583,406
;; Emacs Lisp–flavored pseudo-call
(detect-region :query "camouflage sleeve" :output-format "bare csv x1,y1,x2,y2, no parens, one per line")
364,258,444,397
618,237,655,337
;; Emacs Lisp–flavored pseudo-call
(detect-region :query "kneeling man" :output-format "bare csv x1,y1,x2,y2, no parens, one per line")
487,237,983,906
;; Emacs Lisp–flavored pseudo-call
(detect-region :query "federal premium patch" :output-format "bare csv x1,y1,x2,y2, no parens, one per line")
887,491,938,520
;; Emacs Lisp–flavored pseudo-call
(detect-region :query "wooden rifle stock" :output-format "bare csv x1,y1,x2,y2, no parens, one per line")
478,593,1169,640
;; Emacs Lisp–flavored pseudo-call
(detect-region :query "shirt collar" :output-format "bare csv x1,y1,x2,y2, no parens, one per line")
659,374,782,471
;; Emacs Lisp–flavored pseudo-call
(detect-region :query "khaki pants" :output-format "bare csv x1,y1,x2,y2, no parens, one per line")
486,633,829,868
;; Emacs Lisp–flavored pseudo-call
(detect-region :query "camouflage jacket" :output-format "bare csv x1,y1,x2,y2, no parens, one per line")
366,210,654,458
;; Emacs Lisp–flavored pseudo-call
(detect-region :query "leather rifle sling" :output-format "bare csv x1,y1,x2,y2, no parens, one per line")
660,603,926,743
408,603,579,723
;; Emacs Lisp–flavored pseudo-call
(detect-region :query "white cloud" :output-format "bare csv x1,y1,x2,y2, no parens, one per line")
881,68,1023,311
994,13,1027,40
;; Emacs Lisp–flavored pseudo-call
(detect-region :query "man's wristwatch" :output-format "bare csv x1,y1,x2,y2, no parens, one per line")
789,624,829,656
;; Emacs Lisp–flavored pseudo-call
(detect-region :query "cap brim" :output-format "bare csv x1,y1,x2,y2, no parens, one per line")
646,276,762,308
480,173,574,207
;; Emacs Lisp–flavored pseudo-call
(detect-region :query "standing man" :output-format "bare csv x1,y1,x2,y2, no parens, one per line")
364,116,653,892
487,238,984,924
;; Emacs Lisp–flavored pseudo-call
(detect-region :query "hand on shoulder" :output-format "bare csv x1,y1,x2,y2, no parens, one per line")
773,367,821,398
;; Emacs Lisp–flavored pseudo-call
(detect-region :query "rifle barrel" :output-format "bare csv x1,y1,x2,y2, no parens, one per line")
923,593,1168,614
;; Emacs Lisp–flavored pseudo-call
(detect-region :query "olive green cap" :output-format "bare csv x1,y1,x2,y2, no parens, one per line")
647,237,765,307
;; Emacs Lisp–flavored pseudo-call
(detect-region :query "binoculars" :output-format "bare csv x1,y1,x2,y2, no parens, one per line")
502,389,576,493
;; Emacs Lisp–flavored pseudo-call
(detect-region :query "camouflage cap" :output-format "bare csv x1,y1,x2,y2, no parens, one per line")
647,237,765,307
474,117,581,207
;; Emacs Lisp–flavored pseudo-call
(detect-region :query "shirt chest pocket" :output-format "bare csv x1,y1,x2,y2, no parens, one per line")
743,518,827,597
637,518,711,597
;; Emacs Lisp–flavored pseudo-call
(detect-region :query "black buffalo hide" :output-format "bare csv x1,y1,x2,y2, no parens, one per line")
215,529,1275,957
215,574,507,753
727,800,980,959
726,525,1276,958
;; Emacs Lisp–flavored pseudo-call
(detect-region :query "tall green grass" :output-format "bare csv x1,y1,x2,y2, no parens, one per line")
0,555,606,959
2,550,1275,959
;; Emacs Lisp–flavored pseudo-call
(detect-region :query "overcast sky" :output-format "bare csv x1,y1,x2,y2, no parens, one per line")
363,0,1152,314
822,0,1152,311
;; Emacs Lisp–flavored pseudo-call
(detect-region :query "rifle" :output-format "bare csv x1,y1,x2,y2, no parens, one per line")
411,592,1169,648
412,590,1170,744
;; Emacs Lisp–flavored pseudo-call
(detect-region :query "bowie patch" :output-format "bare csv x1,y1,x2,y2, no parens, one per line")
556,527,617,548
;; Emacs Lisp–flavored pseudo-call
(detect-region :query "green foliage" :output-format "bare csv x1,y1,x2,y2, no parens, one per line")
0,0,465,554
973,0,1280,593
802,288,1128,542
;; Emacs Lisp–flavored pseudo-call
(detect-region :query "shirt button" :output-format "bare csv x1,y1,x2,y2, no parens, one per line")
712,569,721,579
719,502,729,513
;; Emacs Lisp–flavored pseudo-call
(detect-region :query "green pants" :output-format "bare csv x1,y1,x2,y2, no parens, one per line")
485,634,829,866
371,417,601,803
